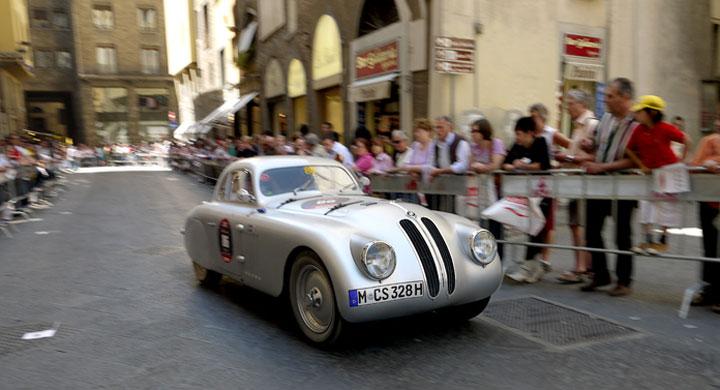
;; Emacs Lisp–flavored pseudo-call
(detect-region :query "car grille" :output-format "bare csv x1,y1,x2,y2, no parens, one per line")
421,217,455,294
400,219,440,298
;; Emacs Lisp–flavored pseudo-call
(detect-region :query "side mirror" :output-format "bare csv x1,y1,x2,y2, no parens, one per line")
358,176,370,187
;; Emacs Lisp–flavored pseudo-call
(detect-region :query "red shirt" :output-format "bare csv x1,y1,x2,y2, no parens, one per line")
626,121,684,169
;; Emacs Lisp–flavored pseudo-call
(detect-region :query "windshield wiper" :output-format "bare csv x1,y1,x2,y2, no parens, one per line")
324,200,364,215
277,194,322,209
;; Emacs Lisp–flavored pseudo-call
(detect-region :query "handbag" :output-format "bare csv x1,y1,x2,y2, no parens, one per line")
481,196,546,235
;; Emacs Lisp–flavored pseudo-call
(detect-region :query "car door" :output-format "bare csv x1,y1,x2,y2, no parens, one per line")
211,168,256,280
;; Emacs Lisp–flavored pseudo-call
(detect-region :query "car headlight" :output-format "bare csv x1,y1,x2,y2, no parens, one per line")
360,241,396,280
470,230,497,265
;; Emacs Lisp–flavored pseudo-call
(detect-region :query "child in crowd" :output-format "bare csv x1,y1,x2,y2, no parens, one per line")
502,116,552,283
371,139,394,174
626,95,690,254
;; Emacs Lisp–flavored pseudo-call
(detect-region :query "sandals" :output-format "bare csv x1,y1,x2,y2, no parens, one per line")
557,271,586,284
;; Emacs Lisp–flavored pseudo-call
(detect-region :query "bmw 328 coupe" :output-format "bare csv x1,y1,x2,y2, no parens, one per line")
184,156,502,344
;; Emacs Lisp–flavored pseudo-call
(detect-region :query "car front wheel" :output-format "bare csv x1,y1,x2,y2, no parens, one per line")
289,251,344,345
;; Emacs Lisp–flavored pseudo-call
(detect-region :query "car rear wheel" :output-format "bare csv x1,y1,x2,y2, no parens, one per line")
441,297,491,322
289,251,344,345
193,261,221,287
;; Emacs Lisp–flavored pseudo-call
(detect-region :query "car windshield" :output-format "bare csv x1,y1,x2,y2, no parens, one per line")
259,165,359,197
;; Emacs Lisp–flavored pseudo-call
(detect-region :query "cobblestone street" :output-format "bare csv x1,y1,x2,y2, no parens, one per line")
0,169,718,389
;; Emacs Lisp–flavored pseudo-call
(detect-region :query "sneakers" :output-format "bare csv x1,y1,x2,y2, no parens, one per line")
646,243,667,256
608,284,632,297
630,242,650,254
506,259,546,284
506,263,532,283
525,260,546,283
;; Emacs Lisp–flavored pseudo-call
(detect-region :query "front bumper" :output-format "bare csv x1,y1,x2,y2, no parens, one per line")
337,254,503,323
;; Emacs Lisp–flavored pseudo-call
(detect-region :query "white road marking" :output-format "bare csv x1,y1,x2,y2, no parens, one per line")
34,230,60,235
59,211,73,215
683,324,698,329
628,316,641,321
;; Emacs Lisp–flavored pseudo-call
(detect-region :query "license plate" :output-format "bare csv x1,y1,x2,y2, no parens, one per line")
348,281,424,307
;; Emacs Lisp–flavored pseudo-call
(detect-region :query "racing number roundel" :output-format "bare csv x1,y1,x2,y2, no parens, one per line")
218,219,233,263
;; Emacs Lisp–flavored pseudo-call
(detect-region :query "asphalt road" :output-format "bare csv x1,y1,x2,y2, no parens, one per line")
1,169,719,389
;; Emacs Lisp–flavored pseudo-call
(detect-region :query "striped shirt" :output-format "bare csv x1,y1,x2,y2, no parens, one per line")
594,113,637,163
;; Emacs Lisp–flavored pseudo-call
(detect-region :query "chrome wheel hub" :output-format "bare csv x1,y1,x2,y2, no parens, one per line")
295,264,334,334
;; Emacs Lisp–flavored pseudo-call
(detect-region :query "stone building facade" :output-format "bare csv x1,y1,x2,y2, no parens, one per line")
0,0,33,138
25,0,176,145
253,0,429,142
242,0,716,144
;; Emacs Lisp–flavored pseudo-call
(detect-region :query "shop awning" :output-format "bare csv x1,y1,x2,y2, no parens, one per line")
349,73,398,102
173,121,196,140
197,92,258,133
238,21,258,53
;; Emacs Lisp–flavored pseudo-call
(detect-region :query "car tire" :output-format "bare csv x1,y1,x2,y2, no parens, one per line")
289,251,345,345
193,261,221,287
441,297,491,322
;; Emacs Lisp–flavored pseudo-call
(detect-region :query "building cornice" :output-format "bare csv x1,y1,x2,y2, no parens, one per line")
77,73,174,82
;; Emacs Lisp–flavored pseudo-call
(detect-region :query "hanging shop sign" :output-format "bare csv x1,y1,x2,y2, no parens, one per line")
356,41,399,80
564,33,602,59
564,62,604,82
434,36,475,74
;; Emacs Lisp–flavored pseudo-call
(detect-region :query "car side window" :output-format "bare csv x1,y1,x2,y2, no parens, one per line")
222,169,255,203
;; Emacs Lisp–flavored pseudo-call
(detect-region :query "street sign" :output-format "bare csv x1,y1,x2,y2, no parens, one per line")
434,36,475,74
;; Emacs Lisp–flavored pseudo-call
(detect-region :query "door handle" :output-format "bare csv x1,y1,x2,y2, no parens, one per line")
206,222,216,227
236,255,246,263
236,224,245,231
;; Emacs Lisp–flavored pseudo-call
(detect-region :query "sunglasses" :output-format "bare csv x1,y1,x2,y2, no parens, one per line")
391,140,402,144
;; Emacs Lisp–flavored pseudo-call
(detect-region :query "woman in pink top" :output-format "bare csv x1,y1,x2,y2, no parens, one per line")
469,118,506,173
389,118,435,174
351,138,374,174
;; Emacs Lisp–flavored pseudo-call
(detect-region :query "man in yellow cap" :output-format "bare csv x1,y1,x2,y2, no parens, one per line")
626,94,691,255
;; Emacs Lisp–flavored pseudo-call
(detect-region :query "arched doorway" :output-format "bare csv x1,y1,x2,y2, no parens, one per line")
358,0,400,37
312,14,344,140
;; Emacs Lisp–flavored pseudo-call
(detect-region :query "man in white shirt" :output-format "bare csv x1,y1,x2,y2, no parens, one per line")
321,131,354,168
430,116,471,177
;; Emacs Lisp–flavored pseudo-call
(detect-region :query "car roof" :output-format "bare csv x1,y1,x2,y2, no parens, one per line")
224,155,345,172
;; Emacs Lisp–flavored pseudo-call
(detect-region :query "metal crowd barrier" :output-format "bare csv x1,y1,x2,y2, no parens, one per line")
369,168,720,318
0,166,66,238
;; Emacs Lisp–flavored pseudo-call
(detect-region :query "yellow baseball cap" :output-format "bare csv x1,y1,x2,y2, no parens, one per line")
631,95,666,112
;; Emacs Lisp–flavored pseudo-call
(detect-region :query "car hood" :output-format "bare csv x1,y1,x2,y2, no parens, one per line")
277,195,423,220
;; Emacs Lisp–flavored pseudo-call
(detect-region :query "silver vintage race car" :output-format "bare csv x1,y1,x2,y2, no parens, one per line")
184,156,502,344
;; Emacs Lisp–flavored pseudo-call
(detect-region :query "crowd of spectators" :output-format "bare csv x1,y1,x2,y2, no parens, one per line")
0,135,67,223
169,77,719,309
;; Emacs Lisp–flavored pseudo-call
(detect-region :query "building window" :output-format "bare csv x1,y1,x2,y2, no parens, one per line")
96,46,117,73
32,9,50,28
137,8,157,30
35,50,54,68
56,51,73,69
92,4,114,29
52,9,69,29
140,48,160,74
